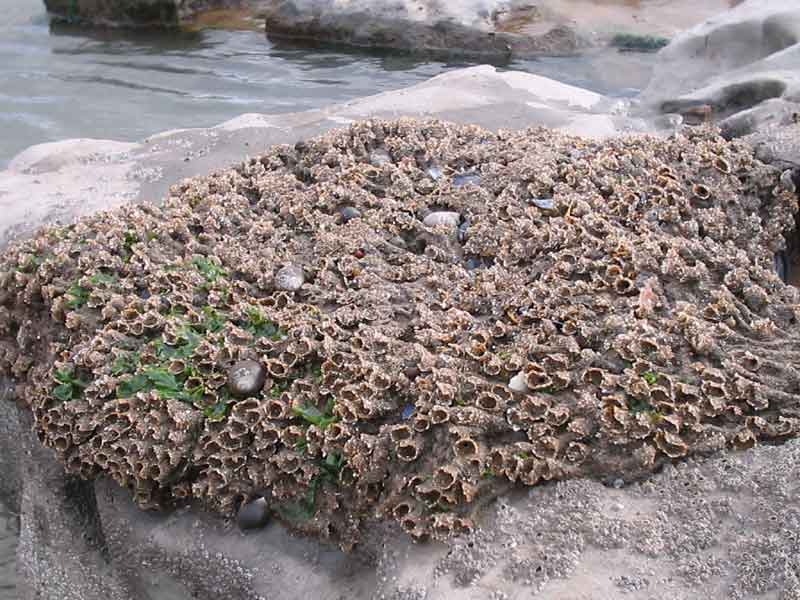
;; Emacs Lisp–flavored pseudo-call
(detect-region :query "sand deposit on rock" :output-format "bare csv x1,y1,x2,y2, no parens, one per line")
0,119,798,551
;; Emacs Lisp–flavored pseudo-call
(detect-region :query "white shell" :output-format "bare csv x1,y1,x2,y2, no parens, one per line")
509,371,529,393
275,265,305,291
423,211,460,229
369,149,391,167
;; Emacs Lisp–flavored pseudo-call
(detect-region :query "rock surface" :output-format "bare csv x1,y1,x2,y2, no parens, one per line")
263,0,580,58
641,0,800,132
263,0,732,58
43,0,248,27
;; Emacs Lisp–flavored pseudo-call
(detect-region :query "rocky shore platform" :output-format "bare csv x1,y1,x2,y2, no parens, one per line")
2,1,800,599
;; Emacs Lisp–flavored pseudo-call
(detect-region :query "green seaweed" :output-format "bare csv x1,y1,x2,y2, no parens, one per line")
192,256,227,284
121,230,140,262
89,272,118,287
627,397,655,415
244,306,285,341
117,367,203,404
292,398,337,430
64,284,89,309
610,33,669,52
17,254,47,273
199,306,227,333
111,351,140,376
277,452,345,521
642,371,658,386
52,368,88,403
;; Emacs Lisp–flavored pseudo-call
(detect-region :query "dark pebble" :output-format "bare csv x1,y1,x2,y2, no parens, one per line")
530,197,555,210
340,206,362,223
465,258,482,270
237,497,270,531
457,219,470,244
403,366,420,380
452,172,481,188
228,360,267,398
774,251,789,283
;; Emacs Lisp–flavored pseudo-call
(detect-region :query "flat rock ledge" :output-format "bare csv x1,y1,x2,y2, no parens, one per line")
42,0,249,28
262,0,580,58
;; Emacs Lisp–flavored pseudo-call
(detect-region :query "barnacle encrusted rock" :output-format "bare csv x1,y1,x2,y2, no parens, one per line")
1,118,798,551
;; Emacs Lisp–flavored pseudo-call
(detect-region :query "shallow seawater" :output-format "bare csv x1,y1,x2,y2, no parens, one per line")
0,500,17,600
0,0,659,169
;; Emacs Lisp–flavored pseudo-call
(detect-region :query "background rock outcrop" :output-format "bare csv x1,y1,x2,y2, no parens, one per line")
641,0,800,137
43,0,246,27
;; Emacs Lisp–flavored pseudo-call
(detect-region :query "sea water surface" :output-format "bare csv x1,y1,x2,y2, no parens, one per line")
0,0,659,169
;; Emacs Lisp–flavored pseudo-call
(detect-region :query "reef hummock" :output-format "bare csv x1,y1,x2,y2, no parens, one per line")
1,119,798,551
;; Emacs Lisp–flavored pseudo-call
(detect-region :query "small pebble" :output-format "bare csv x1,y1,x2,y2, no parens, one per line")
781,169,796,193
423,211,460,229
774,251,789,283
465,258,482,270
452,172,481,188
427,165,442,180
508,371,528,393
457,219,470,244
274,264,305,291
237,497,270,531
530,197,555,210
403,366,420,380
369,149,392,167
228,360,266,398
340,206,362,223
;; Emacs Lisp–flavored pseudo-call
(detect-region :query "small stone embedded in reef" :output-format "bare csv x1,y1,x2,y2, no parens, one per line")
403,365,420,380
457,219,470,244
426,165,442,180
340,206,362,223
274,265,305,291
369,148,392,167
509,371,528,393
228,360,266,398
530,197,555,210
774,252,789,283
452,172,480,188
237,497,270,531
781,170,796,194
423,211,460,229
465,257,482,270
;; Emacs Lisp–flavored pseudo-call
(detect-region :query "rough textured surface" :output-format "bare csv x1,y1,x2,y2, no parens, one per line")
0,54,799,599
1,117,798,552
0,65,644,251
640,0,800,129
10,396,800,600
263,0,580,58
42,0,246,27
262,0,731,58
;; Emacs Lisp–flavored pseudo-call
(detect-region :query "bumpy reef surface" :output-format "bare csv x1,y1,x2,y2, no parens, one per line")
1,119,799,551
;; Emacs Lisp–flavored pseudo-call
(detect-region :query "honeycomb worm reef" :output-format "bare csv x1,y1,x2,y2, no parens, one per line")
1,119,798,550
